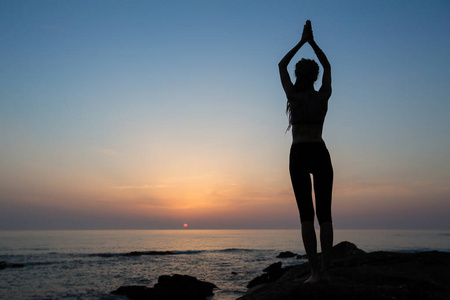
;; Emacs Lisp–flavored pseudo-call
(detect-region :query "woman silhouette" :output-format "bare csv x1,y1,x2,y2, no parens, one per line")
278,20,333,283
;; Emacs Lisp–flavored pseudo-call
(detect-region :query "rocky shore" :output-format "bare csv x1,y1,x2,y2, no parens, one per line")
239,241,450,300
109,241,449,300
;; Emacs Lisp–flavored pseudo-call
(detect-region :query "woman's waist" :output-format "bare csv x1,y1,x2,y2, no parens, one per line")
292,124,324,143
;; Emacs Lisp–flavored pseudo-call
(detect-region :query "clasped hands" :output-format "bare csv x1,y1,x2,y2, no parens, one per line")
301,20,314,43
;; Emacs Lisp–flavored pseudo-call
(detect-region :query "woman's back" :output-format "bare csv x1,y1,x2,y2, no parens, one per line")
289,90,328,125
289,90,328,143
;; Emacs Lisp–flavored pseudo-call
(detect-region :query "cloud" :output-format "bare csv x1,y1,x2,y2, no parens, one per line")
112,184,167,190
94,148,119,156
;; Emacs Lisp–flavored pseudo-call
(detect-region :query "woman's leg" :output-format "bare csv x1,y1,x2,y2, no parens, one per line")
319,221,333,281
291,172,320,282
301,220,321,283
290,145,320,282
313,145,334,281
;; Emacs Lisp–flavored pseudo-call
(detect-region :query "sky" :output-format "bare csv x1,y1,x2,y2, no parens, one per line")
1,0,449,230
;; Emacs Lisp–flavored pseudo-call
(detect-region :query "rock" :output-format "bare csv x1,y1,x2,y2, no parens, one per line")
247,261,296,288
295,241,365,260
112,285,155,299
263,261,282,273
111,274,217,300
246,273,269,289
155,274,217,298
0,261,25,270
238,241,450,300
276,251,298,258
332,240,366,259
247,242,363,289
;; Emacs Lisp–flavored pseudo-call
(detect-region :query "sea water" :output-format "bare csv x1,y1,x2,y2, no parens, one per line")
0,229,449,299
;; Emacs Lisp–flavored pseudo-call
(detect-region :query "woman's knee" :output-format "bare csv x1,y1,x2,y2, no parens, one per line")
317,210,332,225
299,205,315,223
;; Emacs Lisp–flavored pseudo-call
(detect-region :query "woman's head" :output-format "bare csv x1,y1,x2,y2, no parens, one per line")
295,59,319,89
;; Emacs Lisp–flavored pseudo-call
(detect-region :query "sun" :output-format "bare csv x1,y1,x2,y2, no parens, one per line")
183,223,188,228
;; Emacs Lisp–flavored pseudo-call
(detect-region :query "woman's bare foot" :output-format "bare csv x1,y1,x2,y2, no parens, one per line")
304,272,321,284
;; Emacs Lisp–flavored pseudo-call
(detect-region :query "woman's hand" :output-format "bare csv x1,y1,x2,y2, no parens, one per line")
301,20,313,43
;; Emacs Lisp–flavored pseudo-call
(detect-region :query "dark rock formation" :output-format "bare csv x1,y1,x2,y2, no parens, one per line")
331,240,366,258
247,261,297,288
263,261,282,273
295,241,366,260
112,285,154,299
276,251,298,258
239,241,450,300
111,274,217,300
0,261,25,270
247,262,278,288
248,241,363,289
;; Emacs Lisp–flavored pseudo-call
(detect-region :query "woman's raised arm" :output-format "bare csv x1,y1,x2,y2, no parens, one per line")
308,30,331,97
278,21,312,96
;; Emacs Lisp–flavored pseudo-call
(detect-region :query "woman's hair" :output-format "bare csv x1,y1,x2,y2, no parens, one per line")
294,58,319,87
286,58,320,131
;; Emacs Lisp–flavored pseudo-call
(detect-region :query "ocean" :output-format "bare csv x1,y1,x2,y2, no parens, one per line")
1,229,449,299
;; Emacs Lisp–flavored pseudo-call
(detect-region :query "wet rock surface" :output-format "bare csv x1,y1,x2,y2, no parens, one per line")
239,241,450,300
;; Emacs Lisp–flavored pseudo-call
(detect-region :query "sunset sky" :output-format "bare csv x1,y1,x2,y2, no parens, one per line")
1,0,449,230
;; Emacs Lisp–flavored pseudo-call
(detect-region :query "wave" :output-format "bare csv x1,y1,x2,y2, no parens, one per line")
1,248,264,268
211,248,256,253
171,250,203,255
23,261,54,266
92,248,259,258
91,250,202,258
